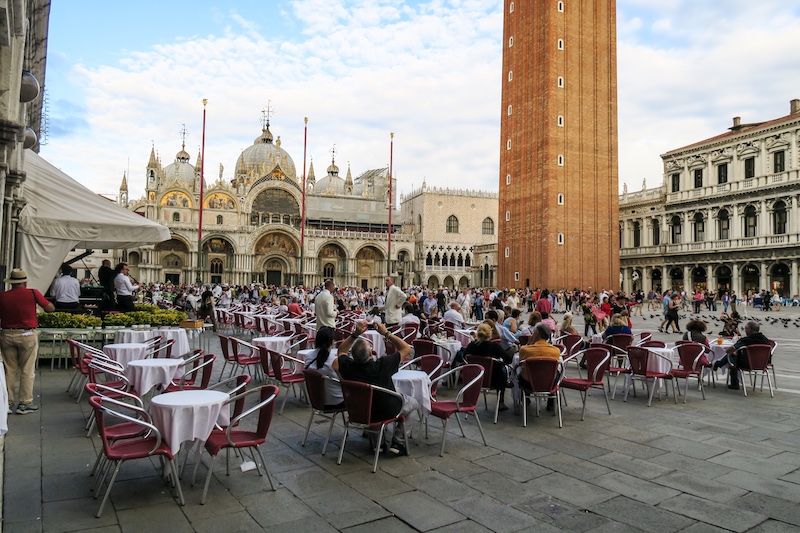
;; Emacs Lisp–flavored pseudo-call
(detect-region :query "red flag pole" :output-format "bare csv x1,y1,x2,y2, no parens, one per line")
387,132,393,278
196,98,207,284
300,117,308,287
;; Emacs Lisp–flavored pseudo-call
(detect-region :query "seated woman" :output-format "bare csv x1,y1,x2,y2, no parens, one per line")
683,319,710,347
277,297,289,314
303,327,344,409
602,313,632,340
519,311,542,336
540,311,557,334
464,323,512,411
560,312,578,336
503,309,522,336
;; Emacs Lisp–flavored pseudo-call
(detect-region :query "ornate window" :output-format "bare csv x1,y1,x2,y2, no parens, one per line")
694,169,703,188
718,210,730,240
774,150,786,173
216,215,223,225
482,217,494,235
557,233,564,245
172,212,180,222
323,263,335,278
671,173,680,192
744,157,755,179
744,206,757,237
633,221,641,247
652,219,660,246
426,252,433,266
210,258,223,274
446,215,459,233
717,163,728,184
449,254,456,267
670,215,681,244
693,212,705,242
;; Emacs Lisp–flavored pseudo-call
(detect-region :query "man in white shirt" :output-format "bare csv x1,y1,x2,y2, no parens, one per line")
506,289,521,310
383,276,407,327
443,302,465,327
315,280,338,331
219,285,232,307
50,264,81,310
456,288,471,322
212,283,222,299
185,288,199,320
113,263,139,312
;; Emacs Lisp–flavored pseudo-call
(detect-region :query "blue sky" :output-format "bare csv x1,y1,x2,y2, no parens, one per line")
42,1,800,199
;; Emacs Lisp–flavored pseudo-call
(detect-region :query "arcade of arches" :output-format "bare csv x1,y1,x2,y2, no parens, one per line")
621,260,797,296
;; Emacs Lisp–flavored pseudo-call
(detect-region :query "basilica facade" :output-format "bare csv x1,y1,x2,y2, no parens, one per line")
120,120,498,289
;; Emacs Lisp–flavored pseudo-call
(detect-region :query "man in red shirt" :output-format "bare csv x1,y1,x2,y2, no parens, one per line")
0,269,55,414
287,297,303,317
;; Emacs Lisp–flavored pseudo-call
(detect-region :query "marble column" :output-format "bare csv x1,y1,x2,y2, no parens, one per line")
792,260,799,298
760,261,768,292
683,265,690,291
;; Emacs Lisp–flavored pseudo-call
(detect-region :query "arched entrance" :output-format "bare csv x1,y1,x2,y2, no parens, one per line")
770,263,790,296
156,238,190,284
742,264,760,293
202,237,235,284
651,269,662,292
459,276,470,289
356,246,384,290
318,243,347,284
254,232,298,285
692,266,706,290
716,266,731,291
428,275,440,288
669,267,683,291
443,275,455,290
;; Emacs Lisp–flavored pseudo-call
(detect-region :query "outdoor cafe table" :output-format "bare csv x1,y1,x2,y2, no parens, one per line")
102,342,148,369
454,328,475,348
432,338,461,364
115,328,190,357
252,336,292,355
149,390,230,455
361,330,386,358
126,358,182,397
300,321,317,341
392,369,432,416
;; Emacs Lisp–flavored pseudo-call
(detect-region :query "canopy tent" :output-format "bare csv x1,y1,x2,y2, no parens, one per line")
16,149,170,293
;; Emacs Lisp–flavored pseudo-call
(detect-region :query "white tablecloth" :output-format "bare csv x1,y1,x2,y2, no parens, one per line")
127,358,182,396
103,343,148,369
591,334,604,344
433,339,461,364
361,330,386,359
300,322,317,341
392,369,432,415
709,343,734,364
114,329,190,357
454,329,475,348
149,390,230,455
252,336,292,355
646,347,677,372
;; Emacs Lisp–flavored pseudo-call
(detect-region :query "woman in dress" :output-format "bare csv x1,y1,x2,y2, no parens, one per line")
580,297,599,337
664,293,682,333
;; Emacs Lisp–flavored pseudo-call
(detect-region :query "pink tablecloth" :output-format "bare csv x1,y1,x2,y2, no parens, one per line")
252,336,292,354
149,390,230,455
103,343,148,369
127,358,182,396
454,329,475,348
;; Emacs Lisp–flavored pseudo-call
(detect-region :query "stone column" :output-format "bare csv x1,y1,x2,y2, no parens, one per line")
707,263,715,290
792,196,799,236
644,266,652,294
760,200,769,237
732,262,740,295
760,261,768,292
792,260,799,298
683,265,690,292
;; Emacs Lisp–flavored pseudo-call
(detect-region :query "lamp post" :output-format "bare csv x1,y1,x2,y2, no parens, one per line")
299,117,308,287
387,132,394,278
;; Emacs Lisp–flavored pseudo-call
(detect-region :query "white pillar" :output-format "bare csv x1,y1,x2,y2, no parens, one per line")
760,261,768,292
792,260,798,298
732,263,740,295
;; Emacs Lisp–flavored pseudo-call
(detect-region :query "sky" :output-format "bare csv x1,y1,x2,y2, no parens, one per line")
41,0,800,201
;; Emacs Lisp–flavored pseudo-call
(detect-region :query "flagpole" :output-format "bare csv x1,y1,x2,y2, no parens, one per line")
387,132,393,278
196,98,207,284
300,117,308,287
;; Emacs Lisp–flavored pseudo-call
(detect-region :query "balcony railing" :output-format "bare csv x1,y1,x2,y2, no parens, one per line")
625,234,797,255
664,169,797,204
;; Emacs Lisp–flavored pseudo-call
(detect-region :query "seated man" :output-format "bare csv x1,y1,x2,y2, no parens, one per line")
332,321,419,456
716,320,771,390
518,322,561,409
287,297,303,317
443,302,465,327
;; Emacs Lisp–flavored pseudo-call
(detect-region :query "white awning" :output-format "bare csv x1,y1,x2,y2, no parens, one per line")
16,149,170,292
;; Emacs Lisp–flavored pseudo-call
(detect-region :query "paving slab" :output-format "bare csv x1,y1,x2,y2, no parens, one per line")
653,470,749,503
732,492,800,526
377,490,465,532
591,496,695,533
527,472,617,508
591,471,681,505
593,451,675,480
449,494,541,533
658,493,766,532
716,470,800,503
239,488,317,528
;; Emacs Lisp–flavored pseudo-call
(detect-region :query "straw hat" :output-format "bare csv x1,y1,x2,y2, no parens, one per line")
4,268,28,284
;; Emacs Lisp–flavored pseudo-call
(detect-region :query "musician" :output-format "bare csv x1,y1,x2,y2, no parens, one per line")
113,262,138,311
98,259,115,309
50,264,81,310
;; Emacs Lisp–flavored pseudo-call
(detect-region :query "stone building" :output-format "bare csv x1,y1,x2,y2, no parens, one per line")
400,184,498,289
620,100,800,297
498,0,619,290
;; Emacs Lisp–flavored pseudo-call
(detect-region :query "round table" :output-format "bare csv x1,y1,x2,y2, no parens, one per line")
149,390,230,455
432,339,461,365
300,322,317,341
115,328,190,357
252,336,292,354
102,343,148,369
392,369,432,415
361,330,386,359
454,329,475,348
127,358,182,396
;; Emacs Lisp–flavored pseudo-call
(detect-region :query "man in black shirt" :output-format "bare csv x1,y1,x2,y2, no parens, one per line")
716,320,772,389
333,321,418,455
98,259,115,309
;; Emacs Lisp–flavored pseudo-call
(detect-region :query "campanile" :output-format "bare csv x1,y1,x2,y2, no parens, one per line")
498,0,620,291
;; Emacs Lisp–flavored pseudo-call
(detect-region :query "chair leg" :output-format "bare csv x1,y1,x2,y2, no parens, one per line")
169,458,185,505
373,425,386,473
683,377,690,404
579,390,587,421
472,409,487,445
766,371,774,398
279,385,290,414
255,445,276,490
601,384,612,414
698,375,706,400
96,460,121,517
302,411,315,446
439,417,450,456
672,378,679,404
454,412,466,437
493,392,500,424
201,455,217,504
337,424,349,465
555,393,563,428
646,379,657,407
522,391,527,427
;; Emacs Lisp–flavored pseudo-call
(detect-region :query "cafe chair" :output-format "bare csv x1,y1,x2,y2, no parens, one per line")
146,338,176,359
89,396,184,517
229,337,265,382
465,354,505,424
624,346,678,407
767,340,778,390
561,348,612,420
193,385,280,504
166,353,216,392
337,379,409,473
640,340,667,348
426,364,486,456
301,369,347,455
216,334,236,379
517,358,564,428
672,342,707,403
268,349,306,414
400,355,444,397
728,344,774,398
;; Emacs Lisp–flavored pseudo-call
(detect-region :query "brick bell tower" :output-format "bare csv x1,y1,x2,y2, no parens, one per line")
497,0,620,291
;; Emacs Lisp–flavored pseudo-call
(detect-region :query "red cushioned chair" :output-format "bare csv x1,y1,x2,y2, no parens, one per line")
229,337,264,381
193,385,279,504
672,342,707,403
269,349,306,414
301,369,346,455
337,379,409,473
400,354,445,398
166,353,216,392
624,346,678,406
465,354,504,424
518,358,563,428
217,334,237,379
561,347,612,420
728,344,774,397
427,364,486,456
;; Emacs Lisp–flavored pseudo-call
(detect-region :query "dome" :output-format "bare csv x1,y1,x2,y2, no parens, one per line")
163,160,196,183
315,174,345,194
235,124,297,180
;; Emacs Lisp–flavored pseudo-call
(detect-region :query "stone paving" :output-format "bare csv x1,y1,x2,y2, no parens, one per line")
3,315,800,532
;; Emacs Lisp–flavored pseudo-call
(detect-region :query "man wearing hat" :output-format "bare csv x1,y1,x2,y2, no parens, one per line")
0,268,55,414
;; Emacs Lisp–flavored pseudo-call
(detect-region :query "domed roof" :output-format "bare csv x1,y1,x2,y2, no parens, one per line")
315,174,345,195
235,124,297,180
164,160,196,183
